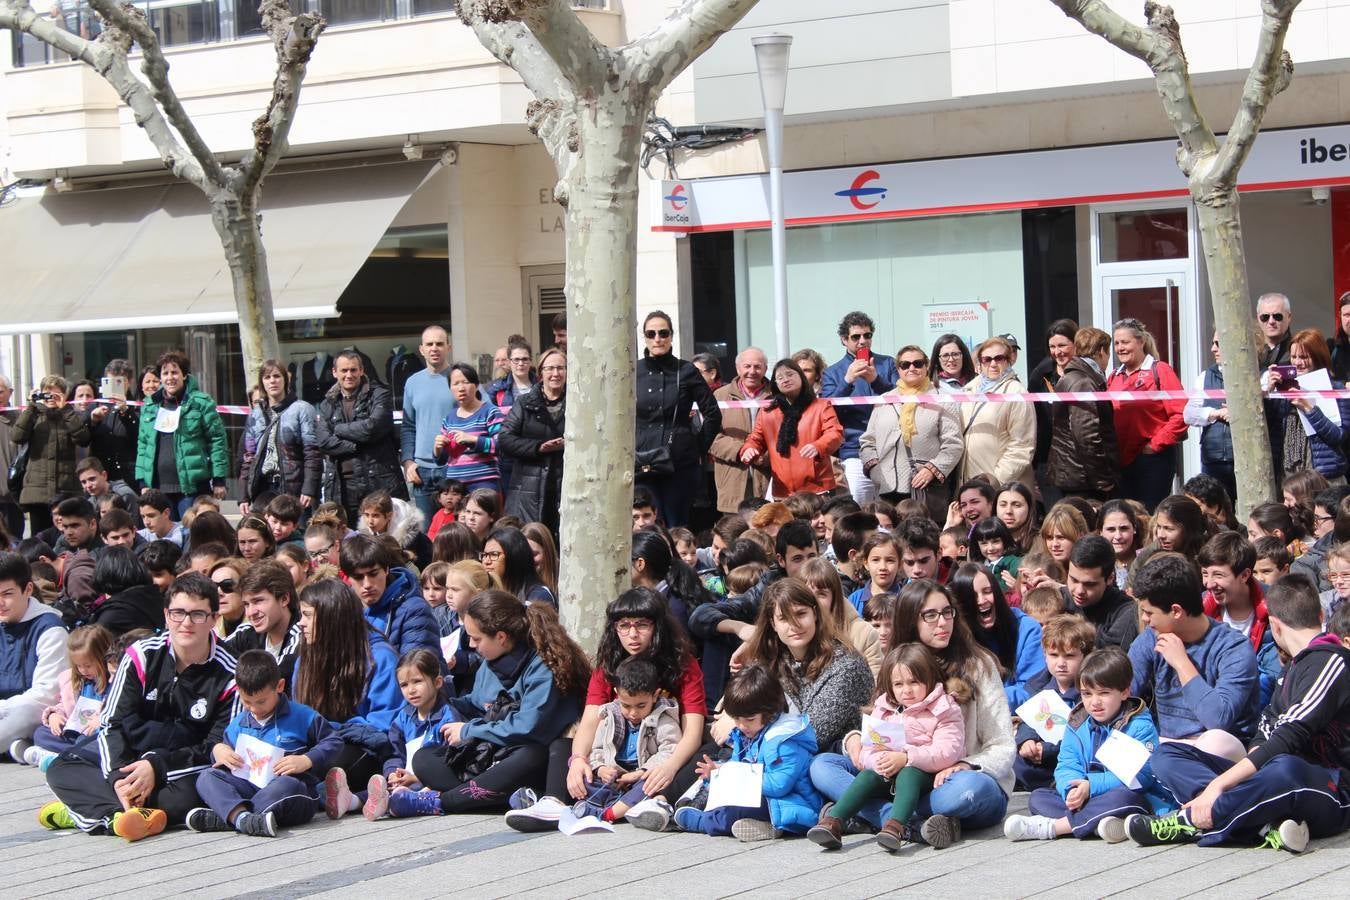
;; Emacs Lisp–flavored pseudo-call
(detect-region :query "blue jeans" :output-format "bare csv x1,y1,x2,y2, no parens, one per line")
810,753,1008,830
409,464,445,523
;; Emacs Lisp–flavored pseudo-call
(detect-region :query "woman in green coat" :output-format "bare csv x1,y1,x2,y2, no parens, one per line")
12,374,90,533
135,350,230,517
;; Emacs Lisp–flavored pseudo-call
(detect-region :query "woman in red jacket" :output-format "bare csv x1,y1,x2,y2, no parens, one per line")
1106,318,1186,511
739,359,844,499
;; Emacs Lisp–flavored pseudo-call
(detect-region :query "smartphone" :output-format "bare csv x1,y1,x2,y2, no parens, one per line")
856,347,871,363
1273,364,1298,388
99,375,127,401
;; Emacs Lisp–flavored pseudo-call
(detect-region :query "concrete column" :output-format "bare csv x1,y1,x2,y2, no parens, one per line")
448,143,525,369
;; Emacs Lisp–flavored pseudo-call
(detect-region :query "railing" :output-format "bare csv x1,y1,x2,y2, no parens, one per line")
11,0,609,66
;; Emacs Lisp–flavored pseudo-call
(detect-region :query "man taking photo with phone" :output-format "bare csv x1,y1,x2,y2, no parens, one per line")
822,311,897,504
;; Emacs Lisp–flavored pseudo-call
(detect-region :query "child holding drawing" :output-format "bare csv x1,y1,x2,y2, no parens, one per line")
21,625,115,769
807,643,966,852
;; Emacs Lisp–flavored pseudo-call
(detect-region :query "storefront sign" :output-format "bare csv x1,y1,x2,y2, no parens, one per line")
655,123,1350,233
923,301,989,351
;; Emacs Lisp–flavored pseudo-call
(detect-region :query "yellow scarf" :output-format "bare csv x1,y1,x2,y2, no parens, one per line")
895,376,931,446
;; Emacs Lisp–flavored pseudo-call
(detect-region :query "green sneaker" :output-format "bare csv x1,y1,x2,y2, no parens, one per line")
1125,812,1200,846
1258,820,1309,853
38,800,76,830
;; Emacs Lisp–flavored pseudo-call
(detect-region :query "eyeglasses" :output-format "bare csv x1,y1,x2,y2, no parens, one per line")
166,608,213,624
540,365,566,374
897,358,928,371
1259,313,1285,323
509,356,532,365
1330,571,1350,583
980,354,1010,365
480,550,504,562
308,543,334,560
774,370,800,382
848,332,874,342
1316,513,1336,524
213,579,238,594
615,619,655,634
919,606,957,624
938,351,963,360
644,329,672,339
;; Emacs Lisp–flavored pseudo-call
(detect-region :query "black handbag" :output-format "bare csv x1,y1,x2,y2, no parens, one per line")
437,689,522,780
8,444,28,496
636,364,679,476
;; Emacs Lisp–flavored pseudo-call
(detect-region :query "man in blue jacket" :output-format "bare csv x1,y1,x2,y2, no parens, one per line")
340,534,440,659
1128,554,1260,763
821,311,897,504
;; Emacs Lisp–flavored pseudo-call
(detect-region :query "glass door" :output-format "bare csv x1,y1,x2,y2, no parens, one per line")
1100,273,1187,373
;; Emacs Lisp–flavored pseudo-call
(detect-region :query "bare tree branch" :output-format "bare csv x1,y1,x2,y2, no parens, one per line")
622,0,759,100
239,0,326,192
1212,0,1300,185
1050,0,1217,171
457,0,608,94
86,0,230,186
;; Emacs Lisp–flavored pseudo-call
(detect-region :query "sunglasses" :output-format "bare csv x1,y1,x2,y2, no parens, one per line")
897,358,928,370
980,354,1010,365
644,328,672,339
213,579,238,594
1259,313,1285,323
848,332,874,341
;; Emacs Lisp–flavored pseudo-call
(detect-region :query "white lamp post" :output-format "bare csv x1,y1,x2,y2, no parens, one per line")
752,33,792,360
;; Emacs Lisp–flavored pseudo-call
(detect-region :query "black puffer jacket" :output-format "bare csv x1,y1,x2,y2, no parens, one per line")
1046,357,1120,494
91,584,165,636
315,378,407,508
635,352,721,471
85,404,140,486
499,384,565,530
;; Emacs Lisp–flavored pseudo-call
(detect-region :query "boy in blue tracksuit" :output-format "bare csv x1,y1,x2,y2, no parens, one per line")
1004,648,1172,842
1014,614,1094,791
1127,554,1260,758
674,665,820,842
191,650,341,837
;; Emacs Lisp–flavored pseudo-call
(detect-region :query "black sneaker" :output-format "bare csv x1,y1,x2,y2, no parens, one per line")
1125,812,1199,847
185,807,231,833
676,782,710,811
235,810,278,838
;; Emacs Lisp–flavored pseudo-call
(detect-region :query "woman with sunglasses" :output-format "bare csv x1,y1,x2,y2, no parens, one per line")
809,579,1014,848
958,335,1036,491
1106,318,1186,512
635,310,722,527
858,345,963,521
738,359,843,500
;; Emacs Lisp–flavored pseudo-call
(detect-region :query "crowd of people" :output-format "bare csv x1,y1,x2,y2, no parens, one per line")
3,298,1350,858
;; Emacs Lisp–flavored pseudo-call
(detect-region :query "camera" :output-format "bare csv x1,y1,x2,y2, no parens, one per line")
30,391,52,404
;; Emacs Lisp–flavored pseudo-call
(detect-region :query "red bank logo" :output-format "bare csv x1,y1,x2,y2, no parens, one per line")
835,169,887,210
664,184,688,211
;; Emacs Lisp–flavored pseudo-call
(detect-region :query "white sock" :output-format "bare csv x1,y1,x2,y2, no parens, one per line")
347,795,362,813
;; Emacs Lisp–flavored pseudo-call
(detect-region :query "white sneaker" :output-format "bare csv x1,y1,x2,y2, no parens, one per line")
1096,816,1127,844
9,739,33,764
22,746,53,768
1003,814,1057,841
504,795,568,833
626,797,673,832
1274,819,1310,853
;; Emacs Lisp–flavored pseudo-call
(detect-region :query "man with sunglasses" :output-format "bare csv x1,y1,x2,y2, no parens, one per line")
44,572,239,840
822,311,898,504
1257,293,1293,370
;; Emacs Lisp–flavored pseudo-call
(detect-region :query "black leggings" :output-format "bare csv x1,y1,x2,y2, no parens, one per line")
543,736,717,803
413,742,549,813
333,743,381,786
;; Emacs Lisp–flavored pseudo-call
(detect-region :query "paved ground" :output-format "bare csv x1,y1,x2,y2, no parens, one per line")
2,762,1349,898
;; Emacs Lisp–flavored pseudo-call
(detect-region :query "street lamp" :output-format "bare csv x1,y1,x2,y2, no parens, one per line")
752,33,792,360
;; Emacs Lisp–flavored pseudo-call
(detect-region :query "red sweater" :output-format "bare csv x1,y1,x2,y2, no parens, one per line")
1106,358,1187,466
427,508,456,538
1201,579,1269,652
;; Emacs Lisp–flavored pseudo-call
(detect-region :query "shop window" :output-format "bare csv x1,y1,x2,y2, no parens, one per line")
690,232,736,376
318,0,393,26
412,0,453,14
1098,207,1187,263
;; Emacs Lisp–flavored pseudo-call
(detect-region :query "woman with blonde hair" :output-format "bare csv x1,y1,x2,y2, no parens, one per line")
959,335,1036,491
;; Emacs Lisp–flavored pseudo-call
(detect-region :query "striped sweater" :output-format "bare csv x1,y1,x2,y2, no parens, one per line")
435,402,504,486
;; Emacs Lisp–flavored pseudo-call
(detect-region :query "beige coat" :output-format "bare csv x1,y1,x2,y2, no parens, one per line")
708,378,770,513
588,697,682,770
959,374,1036,490
842,603,883,678
858,398,964,495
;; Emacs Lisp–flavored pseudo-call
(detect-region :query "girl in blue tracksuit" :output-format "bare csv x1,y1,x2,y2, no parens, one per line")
674,665,820,841
950,563,1044,710
1004,648,1175,842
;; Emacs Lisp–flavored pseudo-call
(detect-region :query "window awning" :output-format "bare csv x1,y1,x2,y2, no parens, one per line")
0,158,438,334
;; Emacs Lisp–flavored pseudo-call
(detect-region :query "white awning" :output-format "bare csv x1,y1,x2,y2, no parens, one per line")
0,158,438,334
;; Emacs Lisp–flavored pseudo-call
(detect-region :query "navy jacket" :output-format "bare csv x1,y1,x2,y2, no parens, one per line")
1013,668,1080,775
223,694,342,785
364,567,441,659
821,352,898,458
384,698,459,777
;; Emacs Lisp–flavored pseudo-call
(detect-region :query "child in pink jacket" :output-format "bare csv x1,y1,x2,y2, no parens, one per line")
807,643,966,852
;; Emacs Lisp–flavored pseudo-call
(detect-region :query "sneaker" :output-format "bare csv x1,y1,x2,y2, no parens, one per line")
363,775,390,821
676,781,710,811
38,800,76,830
844,815,878,835
388,788,443,818
626,797,673,832
1003,814,1057,842
1096,815,1128,844
1258,820,1310,854
235,810,278,838
111,807,167,842
37,752,57,773
919,814,961,849
8,738,33,764
508,787,538,811
185,807,231,833
1126,812,1200,846
23,746,55,769
673,806,705,833
731,818,781,842
325,768,353,820
504,795,567,832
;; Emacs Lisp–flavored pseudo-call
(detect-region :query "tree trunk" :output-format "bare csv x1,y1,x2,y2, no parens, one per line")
210,193,281,382
556,116,642,648
1193,184,1275,515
